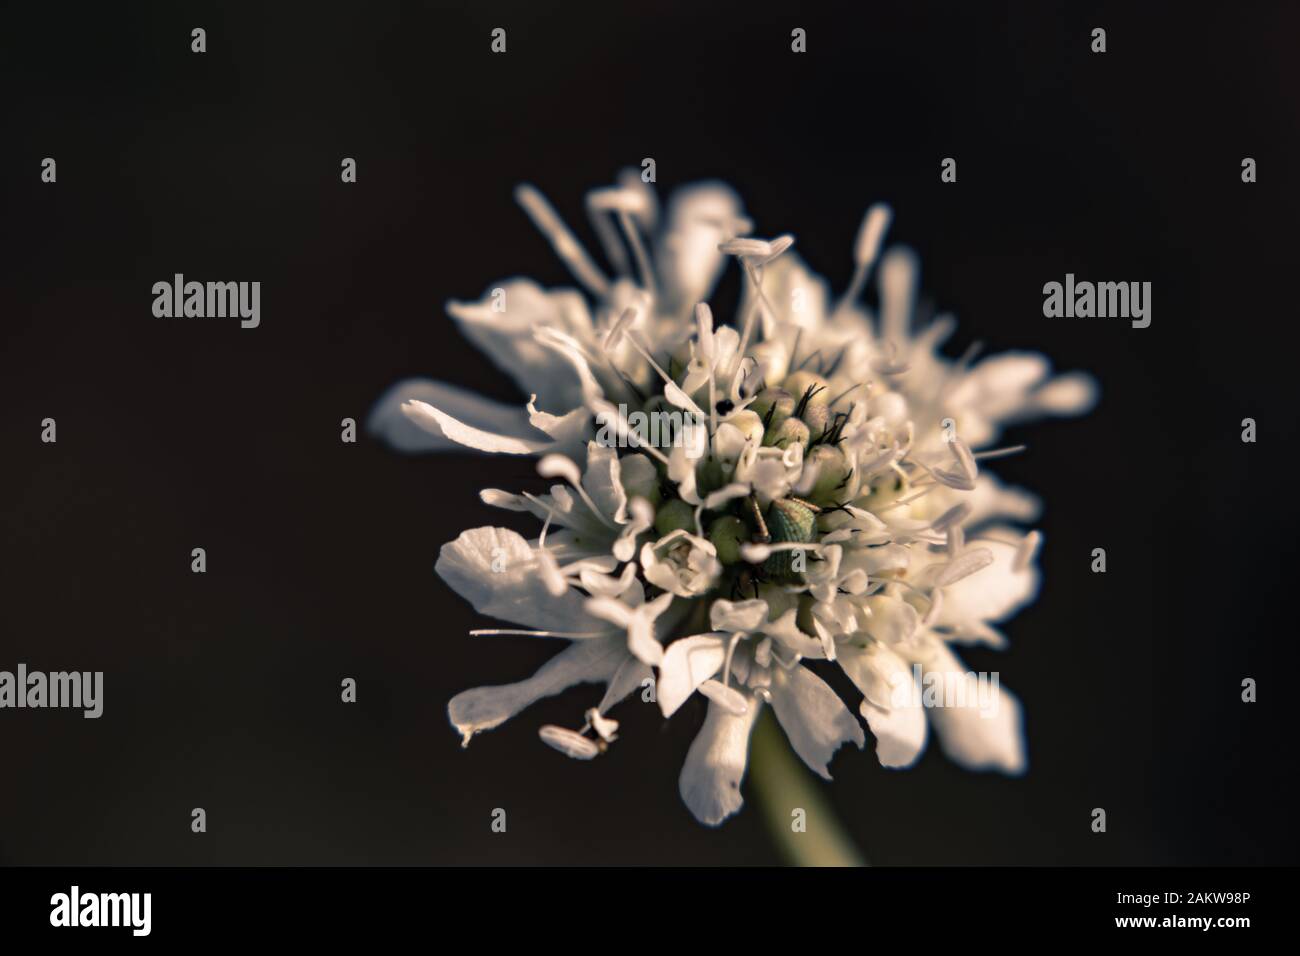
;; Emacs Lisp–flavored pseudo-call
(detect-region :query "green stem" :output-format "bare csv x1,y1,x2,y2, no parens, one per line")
749,708,867,867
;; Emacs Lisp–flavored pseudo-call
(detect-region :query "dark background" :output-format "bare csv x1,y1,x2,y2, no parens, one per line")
1,0,1297,865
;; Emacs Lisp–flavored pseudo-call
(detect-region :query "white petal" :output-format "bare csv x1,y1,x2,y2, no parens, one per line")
922,643,1026,774
708,598,768,633
678,695,761,826
1032,371,1098,415
936,535,1039,630
402,399,552,455
861,696,928,769
657,634,726,716
612,498,653,563
861,595,921,648
768,665,865,780
448,278,592,409
369,378,551,454
582,441,628,522
595,656,653,714
448,637,629,743
657,183,747,317
538,453,583,486
586,592,670,665
761,608,825,658
698,679,750,715
436,526,596,632
667,443,702,505
618,454,658,501
839,644,928,768
526,397,591,460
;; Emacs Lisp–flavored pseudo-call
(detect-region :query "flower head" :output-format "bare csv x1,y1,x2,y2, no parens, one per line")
373,171,1096,825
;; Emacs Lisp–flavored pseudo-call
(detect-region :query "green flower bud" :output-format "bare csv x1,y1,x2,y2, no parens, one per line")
782,371,829,409
708,515,749,565
638,394,674,452
723,409,765,446
619,453,662,508
654,498,696,537
806,445,852,506
766,416,810,450
750,387,795,432
801,400,830,438
757,581,798,620
695,455,727,498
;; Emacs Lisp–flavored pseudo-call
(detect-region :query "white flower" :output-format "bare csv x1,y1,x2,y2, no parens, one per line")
640,531,722,598
375,171,1095,825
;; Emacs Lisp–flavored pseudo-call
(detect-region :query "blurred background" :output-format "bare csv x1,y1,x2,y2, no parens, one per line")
1,0,1297,865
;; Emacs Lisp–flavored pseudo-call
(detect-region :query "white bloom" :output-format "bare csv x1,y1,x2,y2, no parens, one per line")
376,171,1095,825
640,531,722,598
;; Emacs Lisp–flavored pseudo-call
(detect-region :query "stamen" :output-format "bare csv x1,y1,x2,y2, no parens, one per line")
759,234,795,265
591,400,671,466
537,509,555,549
935,547,995,586
788,327,804,373
721,631,745,688
618,210,656,295
835,203,892,314
827,382,866,408
950,438,978,481
822,347,848,378
973,444,1028,461
515,184,610,297
739,541,825,562
602,307,638,352
538,454,620,530
588,205,630,276
875,483,940,511
697,303,718,437
719,238,773,258
585,708,620,742
931,502,971,533
539,725,601,760
738,260,779,359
